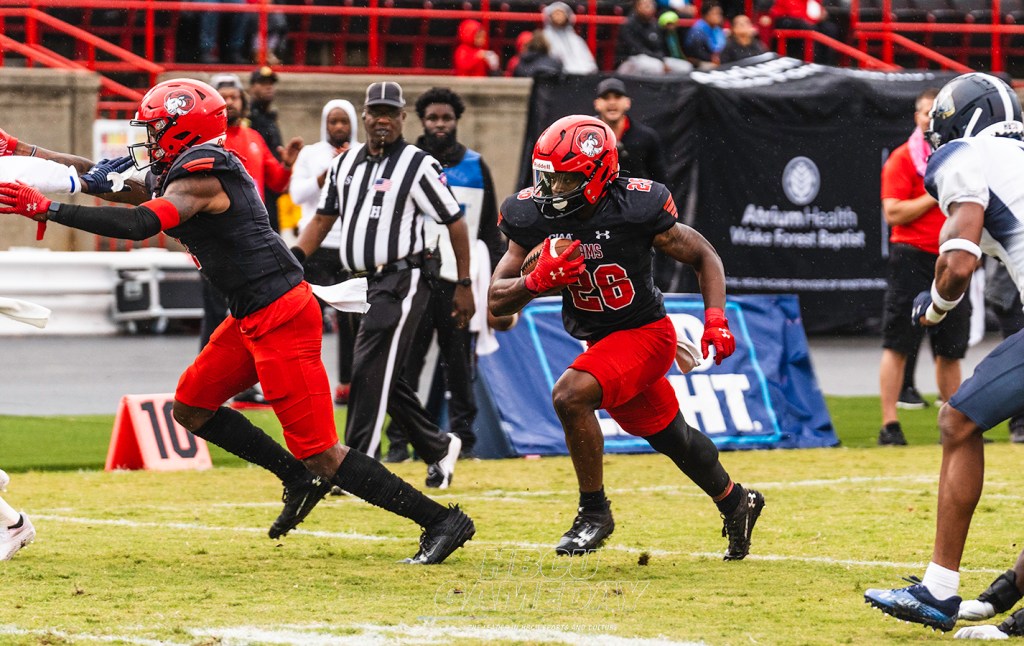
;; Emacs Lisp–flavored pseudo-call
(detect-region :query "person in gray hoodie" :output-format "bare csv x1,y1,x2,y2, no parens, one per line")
289,99,361,407
542,2,598,75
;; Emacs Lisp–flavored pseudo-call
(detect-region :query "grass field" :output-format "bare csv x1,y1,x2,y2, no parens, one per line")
0,397,1020,645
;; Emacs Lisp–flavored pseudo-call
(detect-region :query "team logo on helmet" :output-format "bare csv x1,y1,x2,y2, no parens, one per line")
163,90,196,116
782,156,820,206
932,86,956,120
576,129,604,157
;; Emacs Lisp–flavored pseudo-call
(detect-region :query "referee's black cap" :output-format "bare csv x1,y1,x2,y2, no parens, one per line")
365,81,406,109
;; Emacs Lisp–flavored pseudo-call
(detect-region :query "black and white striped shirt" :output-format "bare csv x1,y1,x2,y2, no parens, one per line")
317,139,462,272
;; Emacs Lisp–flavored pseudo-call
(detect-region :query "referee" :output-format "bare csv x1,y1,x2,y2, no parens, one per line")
294,81,474,489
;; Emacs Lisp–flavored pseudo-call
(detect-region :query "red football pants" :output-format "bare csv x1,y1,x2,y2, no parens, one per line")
175,281,338,459
569,316,680,437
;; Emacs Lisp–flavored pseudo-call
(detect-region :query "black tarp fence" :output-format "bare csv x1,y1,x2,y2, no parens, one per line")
518,55,959,333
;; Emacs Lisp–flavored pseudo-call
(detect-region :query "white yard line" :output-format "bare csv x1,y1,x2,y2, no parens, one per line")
31,513,1003,573
0,622,705,646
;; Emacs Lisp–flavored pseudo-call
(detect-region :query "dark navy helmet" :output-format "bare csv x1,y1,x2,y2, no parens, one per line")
926,72,1024,150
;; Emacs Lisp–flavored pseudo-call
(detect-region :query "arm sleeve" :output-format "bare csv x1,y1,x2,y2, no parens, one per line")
289,147,325,208
925,141,989,215
412,158,462,224
48,202,164,241
476,159,506,269
0,156,82,194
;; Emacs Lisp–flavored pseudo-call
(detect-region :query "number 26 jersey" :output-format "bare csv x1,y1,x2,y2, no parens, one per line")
498,177,678,342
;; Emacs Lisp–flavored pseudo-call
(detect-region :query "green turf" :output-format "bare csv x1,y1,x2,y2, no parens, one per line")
0,396,1011,471
2,429,1022,644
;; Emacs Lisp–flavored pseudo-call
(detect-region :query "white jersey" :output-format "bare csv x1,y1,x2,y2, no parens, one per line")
926,135,1024,304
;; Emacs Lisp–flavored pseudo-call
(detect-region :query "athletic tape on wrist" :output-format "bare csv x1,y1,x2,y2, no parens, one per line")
139,197,180,230
939,238,982,259
925,303,948,324
931,281,964,311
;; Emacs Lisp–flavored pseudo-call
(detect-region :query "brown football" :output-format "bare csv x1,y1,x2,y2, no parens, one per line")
520,238,581,296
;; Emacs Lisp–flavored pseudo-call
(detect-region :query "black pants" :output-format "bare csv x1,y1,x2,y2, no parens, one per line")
387,279,478,454
304,246,358,384
344,267,451,464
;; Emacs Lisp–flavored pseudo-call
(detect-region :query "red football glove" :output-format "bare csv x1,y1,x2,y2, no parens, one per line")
523,239,585,294
701,307,736,365
0,182,51,240
0,127,18,157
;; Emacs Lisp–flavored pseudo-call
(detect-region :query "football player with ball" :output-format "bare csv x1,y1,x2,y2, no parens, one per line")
489,114,765,559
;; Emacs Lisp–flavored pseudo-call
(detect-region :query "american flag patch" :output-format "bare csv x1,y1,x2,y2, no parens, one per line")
374,178,392,192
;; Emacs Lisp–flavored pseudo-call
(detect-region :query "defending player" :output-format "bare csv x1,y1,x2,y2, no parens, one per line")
0,79,474,565
489,115,765,559
864,72,1024,631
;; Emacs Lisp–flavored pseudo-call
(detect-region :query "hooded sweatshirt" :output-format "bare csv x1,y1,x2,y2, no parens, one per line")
542,2,598,75
454,19,497,77
290,99,358,248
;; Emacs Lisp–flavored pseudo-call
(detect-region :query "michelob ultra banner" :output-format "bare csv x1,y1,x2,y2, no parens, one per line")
477,294,836,455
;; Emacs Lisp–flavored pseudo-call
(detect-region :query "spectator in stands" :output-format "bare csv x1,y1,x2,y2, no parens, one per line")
289,99,360,409
656,0,696,18
248,66,284,232
386,86,509,463
683,3,727,69
510,30,564,78
542,2,599,75
617,0,693,75
0,469,33,561
593,77,668,184
720,14,768,64
876,88,970,446
766,0,840,63
196,0,251,64
659,11,686,60
454,19,500,77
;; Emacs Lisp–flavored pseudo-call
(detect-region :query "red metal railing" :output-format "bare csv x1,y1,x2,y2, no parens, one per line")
773,28,900,70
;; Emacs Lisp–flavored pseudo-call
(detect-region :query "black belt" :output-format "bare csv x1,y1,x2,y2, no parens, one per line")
352,250,428,279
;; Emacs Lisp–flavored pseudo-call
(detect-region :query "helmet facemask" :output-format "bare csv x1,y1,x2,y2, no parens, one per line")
128,116,174,172
533,168,592,219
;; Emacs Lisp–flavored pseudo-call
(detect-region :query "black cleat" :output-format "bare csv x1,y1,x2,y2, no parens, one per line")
722,488,765,561
401,504,475,565
878,425,908,446
555,505,615,556
268,473,332,539
896,386,929,410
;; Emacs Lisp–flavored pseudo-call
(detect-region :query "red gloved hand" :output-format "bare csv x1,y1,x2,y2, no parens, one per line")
0,182,51,219
523,239,585,294
701,307,736,365
0,128,19,157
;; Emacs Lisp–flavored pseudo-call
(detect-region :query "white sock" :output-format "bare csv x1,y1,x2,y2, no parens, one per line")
0,495,19,526
922,561,961,600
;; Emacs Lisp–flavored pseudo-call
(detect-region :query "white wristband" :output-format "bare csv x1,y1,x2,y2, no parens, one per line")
939,238,982,259
925,303,948,324
931,281,964,311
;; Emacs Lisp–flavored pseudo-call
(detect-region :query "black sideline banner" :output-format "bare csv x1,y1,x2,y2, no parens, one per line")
520,57,958,332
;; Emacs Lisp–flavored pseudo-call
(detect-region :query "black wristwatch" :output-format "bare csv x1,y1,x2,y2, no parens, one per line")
456,277,472,287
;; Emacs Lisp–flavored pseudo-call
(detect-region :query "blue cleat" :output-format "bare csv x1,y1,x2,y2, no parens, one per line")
865,582,961,632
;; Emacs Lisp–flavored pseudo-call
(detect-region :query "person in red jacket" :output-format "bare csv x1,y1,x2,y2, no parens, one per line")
453,19,499,77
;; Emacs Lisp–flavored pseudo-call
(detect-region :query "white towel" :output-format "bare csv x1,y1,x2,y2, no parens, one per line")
310,278,371,314
471,240,502,356
0,296,51,328
675,335,702,374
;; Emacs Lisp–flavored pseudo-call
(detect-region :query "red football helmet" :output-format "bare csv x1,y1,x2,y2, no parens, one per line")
128,78,227,172
532,115,619,219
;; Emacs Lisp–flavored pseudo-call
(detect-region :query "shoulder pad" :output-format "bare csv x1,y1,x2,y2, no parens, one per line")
613,179,675,224
165,144,235,184
499,190,543,229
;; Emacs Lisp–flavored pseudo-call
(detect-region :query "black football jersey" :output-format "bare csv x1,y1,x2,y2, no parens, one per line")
158,144,303,319
498,177,678,341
